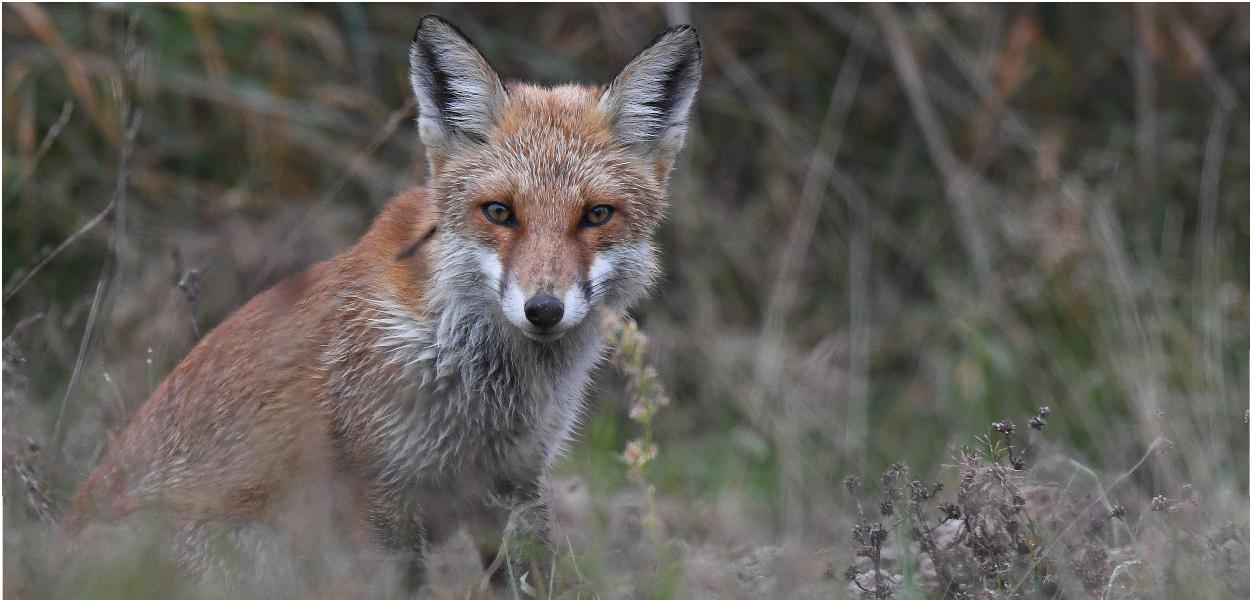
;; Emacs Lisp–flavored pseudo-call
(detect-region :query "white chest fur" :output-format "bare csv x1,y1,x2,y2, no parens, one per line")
324,294,604,490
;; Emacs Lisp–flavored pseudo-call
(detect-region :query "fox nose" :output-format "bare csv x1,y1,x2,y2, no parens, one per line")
523,294,564,330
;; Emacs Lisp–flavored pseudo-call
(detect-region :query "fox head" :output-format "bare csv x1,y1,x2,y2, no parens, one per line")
409,16,700,343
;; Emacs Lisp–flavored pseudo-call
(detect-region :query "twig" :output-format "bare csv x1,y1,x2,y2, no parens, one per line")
914,7,1038,156
1102,559,1144,600
478,498,546,592
1132,5,1159,214
4,100,74,202
172,248,203,340
7,4,115,140
44,110,141,470
4,165,122,305
249,97,417,293
1194,106,1231,429
48,278,107,470
872,4,993,290
759,12,870,341
1163,8,1240,112
3,313,45,346
914,7,1182,461
1010,438,1164,594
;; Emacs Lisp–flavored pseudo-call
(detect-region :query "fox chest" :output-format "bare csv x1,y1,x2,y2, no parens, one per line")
325,338,600,491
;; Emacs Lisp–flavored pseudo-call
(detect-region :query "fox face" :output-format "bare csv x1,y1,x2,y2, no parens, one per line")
410,16,700,342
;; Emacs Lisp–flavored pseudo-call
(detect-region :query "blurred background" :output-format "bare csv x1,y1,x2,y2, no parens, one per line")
3,4,1248,598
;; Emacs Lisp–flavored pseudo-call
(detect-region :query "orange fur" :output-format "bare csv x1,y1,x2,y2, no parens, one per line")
64,190,436,536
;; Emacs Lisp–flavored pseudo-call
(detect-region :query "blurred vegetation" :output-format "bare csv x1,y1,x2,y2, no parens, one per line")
3,3,1248,598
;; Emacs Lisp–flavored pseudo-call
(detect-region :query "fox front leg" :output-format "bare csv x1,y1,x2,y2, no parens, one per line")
479,480,553,592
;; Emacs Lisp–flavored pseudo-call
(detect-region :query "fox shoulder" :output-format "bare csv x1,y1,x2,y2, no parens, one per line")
60,187,438,533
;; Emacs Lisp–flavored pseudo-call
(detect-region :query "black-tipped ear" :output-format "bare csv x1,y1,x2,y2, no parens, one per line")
409,15,507,151
599,25,702,161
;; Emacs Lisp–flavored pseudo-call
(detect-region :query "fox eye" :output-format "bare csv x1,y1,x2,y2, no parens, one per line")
482,202,515,227
581,205,614,228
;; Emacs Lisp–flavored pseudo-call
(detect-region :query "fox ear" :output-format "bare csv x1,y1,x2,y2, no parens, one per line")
410,16,507,154
600,25,702,167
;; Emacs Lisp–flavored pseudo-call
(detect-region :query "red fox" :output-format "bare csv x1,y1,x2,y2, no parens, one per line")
60,15,700,590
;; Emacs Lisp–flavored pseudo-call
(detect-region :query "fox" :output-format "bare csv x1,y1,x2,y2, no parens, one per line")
58,14,701,591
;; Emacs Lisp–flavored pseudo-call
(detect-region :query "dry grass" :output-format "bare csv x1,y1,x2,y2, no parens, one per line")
3,4,1248,598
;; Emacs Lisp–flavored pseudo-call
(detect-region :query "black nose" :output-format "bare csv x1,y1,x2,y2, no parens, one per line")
523,294,564,330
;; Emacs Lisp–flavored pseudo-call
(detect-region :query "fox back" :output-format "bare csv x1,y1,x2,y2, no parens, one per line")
62,15,701,590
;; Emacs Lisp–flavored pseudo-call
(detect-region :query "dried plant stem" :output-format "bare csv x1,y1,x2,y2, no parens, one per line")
4,100,73,202
48,277,106,471
1132,5,1158,219
1102,559,1143,600
1009,438,1164,595
44,111,140,470
251,97,417,289
909,499,956,594
3,313,45,344
872,4,993,290
4,172,120,306
7,4,114,139
1194,106,1230,431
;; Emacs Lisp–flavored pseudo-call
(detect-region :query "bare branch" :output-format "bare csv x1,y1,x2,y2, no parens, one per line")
872,5,994,289
4,100,74,202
